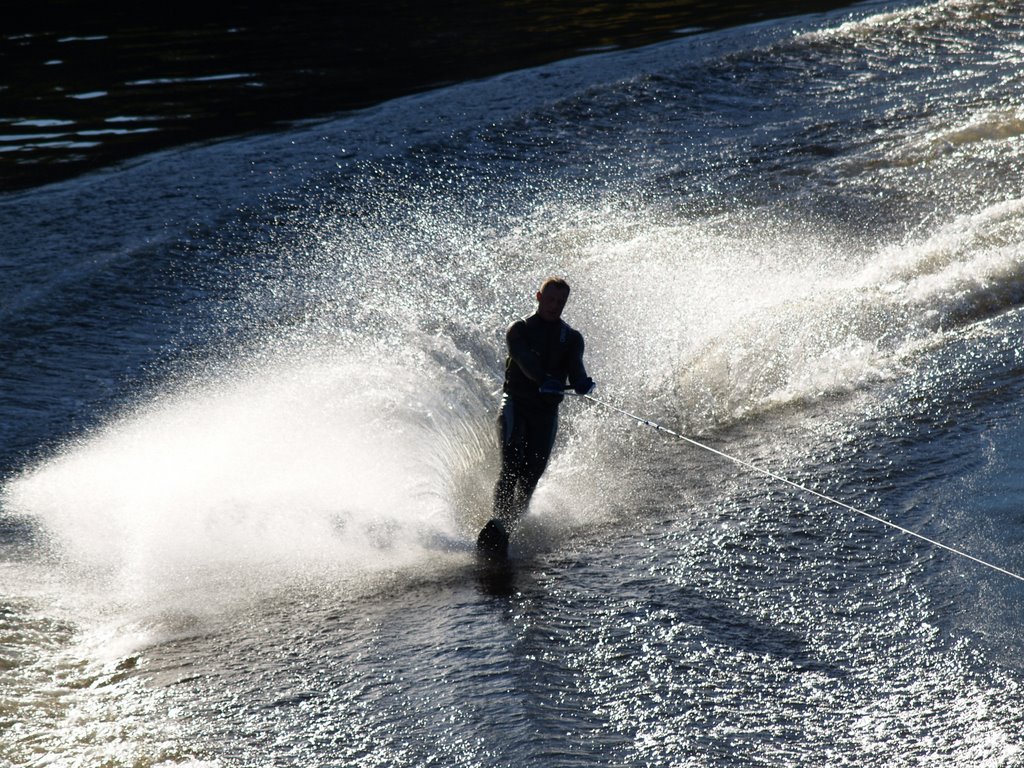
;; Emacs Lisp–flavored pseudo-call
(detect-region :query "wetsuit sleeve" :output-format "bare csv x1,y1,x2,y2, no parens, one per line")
566,331,589,387
506,320,546,383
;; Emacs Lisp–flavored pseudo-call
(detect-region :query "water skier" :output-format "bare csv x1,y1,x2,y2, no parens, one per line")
477,277,595,558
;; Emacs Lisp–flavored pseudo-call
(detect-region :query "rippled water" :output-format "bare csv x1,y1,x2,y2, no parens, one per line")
0,0,859,190
3,1,1024,765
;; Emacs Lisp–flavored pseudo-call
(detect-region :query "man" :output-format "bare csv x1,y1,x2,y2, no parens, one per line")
477,276,595,558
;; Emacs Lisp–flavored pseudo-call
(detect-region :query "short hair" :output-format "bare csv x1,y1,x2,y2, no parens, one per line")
539,276,570,294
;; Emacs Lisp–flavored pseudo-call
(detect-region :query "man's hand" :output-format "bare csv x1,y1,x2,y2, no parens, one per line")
573,377,595,395
539,377,565,394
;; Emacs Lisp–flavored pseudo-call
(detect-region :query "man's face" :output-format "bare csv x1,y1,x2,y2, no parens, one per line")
536,285,570,322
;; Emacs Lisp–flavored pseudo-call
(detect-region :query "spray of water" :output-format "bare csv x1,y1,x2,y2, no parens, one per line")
5,182,1023,636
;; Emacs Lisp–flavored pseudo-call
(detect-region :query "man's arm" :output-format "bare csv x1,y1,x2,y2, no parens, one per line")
566,331,595,394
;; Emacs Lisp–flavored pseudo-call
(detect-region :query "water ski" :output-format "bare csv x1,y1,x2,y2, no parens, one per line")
476,518,509,561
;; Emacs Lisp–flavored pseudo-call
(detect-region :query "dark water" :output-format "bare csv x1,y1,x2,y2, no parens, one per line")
2,1,858,190
4,1,1024,766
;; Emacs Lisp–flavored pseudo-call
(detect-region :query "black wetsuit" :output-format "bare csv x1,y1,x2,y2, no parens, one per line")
492,312,590,525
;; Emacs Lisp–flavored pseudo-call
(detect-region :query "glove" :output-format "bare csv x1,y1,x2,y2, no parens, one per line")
539,377,564,394
573,377,595,395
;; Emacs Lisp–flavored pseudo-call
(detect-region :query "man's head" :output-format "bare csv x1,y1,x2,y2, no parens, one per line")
536,277,570,322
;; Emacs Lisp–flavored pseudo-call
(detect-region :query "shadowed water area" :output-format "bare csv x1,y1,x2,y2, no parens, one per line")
3,0,859,189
